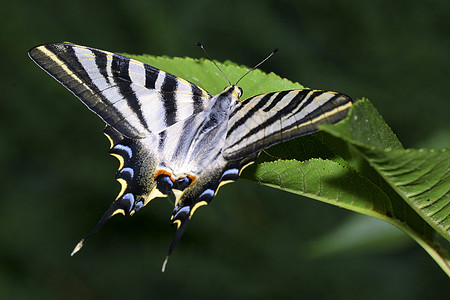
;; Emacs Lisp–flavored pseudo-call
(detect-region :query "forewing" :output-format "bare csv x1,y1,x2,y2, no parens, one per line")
223,89,353,160
28,43,212,139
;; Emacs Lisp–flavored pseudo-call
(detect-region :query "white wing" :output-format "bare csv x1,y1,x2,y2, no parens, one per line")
29,43,212,138
224,89,353,160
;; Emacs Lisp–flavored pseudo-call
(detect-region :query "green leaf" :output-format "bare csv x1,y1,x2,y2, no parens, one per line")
365,148,450,233
322,98,403,150
244,158,393,218
126,54,304,96
127,54,450,275
321,101,450,240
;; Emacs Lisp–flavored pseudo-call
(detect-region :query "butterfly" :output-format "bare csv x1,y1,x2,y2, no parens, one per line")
29,43,353,270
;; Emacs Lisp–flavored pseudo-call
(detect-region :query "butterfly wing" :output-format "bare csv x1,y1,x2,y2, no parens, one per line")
28,43,212,139
224,89,353,160
29,43,215,257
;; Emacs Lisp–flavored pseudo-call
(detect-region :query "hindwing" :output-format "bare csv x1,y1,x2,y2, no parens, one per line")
71,126,158,251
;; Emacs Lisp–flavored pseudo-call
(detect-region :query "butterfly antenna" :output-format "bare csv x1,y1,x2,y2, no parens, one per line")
196,42,232,86
235,48,279,86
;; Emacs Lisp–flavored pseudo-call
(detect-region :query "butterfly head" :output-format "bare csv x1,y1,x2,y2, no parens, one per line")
196,42,277,96
222,85,243,99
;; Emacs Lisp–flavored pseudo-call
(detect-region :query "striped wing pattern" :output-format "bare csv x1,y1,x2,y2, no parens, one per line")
29,43,353,268
29,43,211,139
224,89,352,160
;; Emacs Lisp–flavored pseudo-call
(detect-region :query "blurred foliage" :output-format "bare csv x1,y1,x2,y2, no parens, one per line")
1,0,449,299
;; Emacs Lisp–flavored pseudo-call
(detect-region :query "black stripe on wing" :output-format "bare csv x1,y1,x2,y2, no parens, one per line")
109,55,152,130
223,89,353,160
161,75,178,127
29,43,143,138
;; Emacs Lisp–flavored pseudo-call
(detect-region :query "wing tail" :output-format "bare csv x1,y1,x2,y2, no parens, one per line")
161,156,256,271
70,196,133,256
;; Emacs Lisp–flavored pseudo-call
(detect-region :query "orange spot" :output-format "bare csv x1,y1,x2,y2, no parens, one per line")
186,174,197,184
154,169,174,181
154,170,197,186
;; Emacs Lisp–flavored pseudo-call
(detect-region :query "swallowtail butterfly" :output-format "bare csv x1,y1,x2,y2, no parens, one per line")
29,43,353,270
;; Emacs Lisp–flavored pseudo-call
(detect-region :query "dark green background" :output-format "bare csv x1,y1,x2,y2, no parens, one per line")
1,0,449,299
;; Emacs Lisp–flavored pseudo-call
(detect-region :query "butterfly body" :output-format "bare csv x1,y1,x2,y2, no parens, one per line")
29,43,353,264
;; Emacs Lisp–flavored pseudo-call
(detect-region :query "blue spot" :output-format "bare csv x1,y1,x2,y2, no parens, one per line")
221,168,239,179
156,175,174,195
174,206,191,218
161,176,173,185
199,189,214,199
122,193,135,212
120,167,134,178
174,176,191,190
114,144,133,158
134,201,143,212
